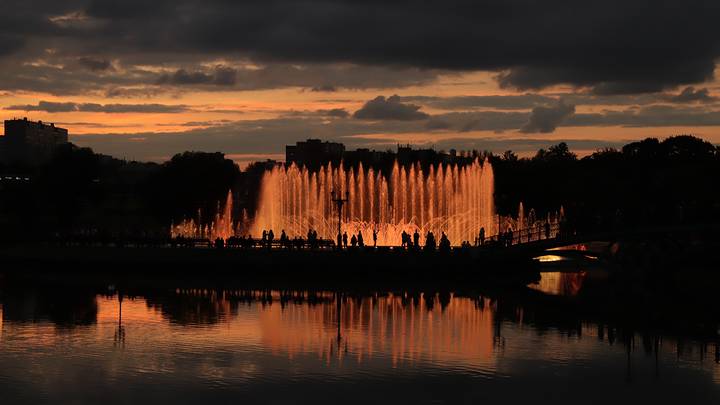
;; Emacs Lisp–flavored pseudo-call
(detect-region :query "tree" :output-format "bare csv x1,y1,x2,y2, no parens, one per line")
622,138,661,160
662,135,716,160
534,142,576,162
501,150,518,162
145,152,240,224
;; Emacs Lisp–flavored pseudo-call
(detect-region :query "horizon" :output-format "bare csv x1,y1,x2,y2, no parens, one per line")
4,118,717,168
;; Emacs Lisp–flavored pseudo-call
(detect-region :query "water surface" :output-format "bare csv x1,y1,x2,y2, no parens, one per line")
0,279,718,404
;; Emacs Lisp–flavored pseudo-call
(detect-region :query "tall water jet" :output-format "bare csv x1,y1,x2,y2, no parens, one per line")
251,158,497,246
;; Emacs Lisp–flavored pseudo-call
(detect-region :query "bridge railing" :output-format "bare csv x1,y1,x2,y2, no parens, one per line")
483,222,564,247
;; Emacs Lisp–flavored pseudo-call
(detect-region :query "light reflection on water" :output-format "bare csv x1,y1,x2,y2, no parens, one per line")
0,286,719,404
528,271,588,296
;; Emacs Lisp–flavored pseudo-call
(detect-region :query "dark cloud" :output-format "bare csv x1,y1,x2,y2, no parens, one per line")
406,91,720,111
0,1,716,94
77,57,112,72
520,102,576,133
5,101,191,113
3,60,439,95
664,87,717,104
353,95,429,121
279,108,350,119
402,94,557,110
430,111,528,133
568,105,720,127
425,118,453,130
310,85,337,92
0,34,23,56
104,86,170,98
6,101,78,113
157,66,237,86
324,108,350,118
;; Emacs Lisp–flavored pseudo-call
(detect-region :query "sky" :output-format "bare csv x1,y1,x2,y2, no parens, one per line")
1,0,719,165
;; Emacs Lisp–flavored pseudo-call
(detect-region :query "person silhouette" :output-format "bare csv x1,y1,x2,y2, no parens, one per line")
479,227,485,245
268,229,274,248
413,229,420,248
337,232,342,250
351,234,357,247
280,229,287,248
311,230,318,249
439,232,451,252
425,231,436,251
342,232,348,248
372,229,377,247
544,221,551,239
401,230,408,247
357,231,364,247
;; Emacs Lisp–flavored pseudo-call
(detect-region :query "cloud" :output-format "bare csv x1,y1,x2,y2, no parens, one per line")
156,66,237,86
324,108,350,118
279,108,350,119
664,86,717,103
402,94,557,110
568,105,720,127
77,56,112,72
429,111,528,132
520,102,576,133
404,91,720,111
6,101,78,113
353,95,429,121
310,85,337,92
5,100,191,113
0,1,716,94
3,59,440,95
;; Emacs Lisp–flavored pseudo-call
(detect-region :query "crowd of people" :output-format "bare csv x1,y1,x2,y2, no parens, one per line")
200,222,560,251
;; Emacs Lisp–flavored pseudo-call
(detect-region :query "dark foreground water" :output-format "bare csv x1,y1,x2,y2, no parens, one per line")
1,272,719,404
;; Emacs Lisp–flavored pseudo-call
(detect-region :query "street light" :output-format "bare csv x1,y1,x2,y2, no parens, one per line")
331,189,349,246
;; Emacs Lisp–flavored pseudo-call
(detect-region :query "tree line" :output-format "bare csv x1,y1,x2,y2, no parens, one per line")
1,135,718,241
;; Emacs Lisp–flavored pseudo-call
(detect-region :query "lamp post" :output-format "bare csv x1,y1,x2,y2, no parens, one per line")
331,189,349,244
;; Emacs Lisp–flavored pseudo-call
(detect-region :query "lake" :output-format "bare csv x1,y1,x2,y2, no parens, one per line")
0,272,718,404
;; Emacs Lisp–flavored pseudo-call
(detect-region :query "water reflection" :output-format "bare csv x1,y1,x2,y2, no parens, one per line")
1,285,97,327
0,283,719,403
528,271,588,296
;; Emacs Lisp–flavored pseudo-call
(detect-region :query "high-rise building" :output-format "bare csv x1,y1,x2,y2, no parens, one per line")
1,118,69,165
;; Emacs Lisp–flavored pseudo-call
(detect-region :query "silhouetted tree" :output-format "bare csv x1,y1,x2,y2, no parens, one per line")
144,151,240,226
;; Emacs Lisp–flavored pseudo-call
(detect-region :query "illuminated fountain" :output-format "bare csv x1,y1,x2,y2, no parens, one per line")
250,159,497,246
171,190,237,240
499,203,564,243
171,158,563,246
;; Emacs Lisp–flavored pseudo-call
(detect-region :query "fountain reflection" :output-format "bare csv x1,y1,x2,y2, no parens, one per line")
1,282,720,403
155,289,497,367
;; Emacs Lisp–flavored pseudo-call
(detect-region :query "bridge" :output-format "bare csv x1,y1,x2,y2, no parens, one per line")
495,223,720,261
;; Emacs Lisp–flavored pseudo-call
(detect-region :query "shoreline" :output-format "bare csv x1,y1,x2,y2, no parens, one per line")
0,244,542,288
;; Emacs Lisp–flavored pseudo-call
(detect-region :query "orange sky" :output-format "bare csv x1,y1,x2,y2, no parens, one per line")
2,70,719,163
